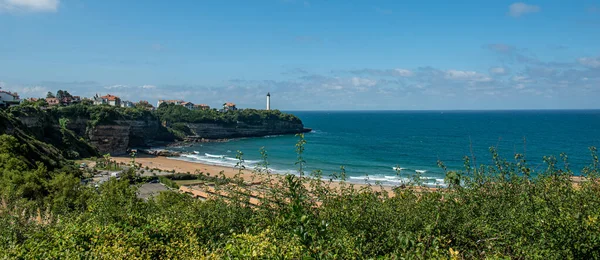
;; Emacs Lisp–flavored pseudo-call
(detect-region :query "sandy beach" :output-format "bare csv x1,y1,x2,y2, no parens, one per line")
112,154,400,192
113,154,258,181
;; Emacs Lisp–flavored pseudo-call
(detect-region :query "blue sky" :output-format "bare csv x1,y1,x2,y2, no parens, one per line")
1,0,600,110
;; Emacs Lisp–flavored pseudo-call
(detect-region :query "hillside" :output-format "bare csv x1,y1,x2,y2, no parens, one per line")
0,109,67,169
0,128,599,258
6,103,309,155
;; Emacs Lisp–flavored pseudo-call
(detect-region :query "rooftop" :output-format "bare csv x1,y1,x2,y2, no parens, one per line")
101,94,120,101
0,90,19,98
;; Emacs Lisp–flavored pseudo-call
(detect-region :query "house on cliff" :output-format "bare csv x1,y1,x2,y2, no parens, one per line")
46,97,60,106
181,101,195,110
44,96,81,106
194,104,210,110
157,99,183,107
157,99,197,110
93,94,121,107
222,102,237,112
121,100,134,108
0,90,21,108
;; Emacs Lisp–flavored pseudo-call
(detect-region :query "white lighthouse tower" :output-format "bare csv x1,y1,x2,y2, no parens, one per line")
266,92,271,110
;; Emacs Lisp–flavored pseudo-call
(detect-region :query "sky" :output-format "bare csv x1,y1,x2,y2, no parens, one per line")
1,0,600,110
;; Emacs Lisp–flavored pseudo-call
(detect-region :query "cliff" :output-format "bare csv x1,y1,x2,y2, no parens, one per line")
8,105,309,156
184,121,311,140
8,107,98,159
61,119,172,155
0,110,65,169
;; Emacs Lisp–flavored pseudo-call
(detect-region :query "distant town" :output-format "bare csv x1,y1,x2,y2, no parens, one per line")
0,87,270,112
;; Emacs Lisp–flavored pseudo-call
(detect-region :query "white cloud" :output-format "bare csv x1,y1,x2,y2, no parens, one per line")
104,84,129,90
0,0,59,13
322,84,343,90
0,83,49,98
508,2,540,17
489,67,508,75
351,77,377,87
445,70,490,82
20,85,48,94
393,69,413,77
105,84,158,90
578,57,600,68
512,75,534,83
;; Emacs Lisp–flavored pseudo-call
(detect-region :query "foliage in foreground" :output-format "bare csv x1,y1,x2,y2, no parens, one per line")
1,134,600,259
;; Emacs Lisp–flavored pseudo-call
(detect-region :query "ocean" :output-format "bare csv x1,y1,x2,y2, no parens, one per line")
166,110,600,186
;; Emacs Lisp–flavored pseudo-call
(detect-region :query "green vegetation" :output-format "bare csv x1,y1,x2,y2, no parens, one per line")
159,176,179,189
48,102,155,126
7,100,303,148
93,154,122,171
1,98,598,258
1,130,600,258
4,106,99,159
0,110,66,168
155,103,301,126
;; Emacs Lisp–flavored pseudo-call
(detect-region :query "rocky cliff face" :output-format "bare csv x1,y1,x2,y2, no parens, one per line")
121,119,163,147
0,111,65,169
17,115,166,156
77,119,166,155
184,120,310,140
16,113,309,155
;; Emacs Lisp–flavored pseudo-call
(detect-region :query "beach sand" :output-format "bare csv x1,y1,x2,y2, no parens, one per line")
112,154,400,193
113,154,260,181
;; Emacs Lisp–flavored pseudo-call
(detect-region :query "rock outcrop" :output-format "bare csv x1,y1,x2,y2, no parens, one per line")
87,125,131,156
184,121,311,140
14,109,309,156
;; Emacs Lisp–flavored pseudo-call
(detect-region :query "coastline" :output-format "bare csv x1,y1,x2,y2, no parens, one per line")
113,154,255,181
112,154,401,192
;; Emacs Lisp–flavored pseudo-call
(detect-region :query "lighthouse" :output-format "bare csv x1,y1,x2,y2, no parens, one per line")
266,92,271,110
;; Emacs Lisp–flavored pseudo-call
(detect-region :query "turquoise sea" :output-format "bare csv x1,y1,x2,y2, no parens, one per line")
166,110,600,186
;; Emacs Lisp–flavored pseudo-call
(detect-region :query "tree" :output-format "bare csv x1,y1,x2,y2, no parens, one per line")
135,100,154,110
56,90,72,100
46,92,55,98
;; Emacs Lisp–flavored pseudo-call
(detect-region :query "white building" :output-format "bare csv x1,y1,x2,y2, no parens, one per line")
0,90,21,108
157,100,196,110
121,100,134,108
93,94,121,107
157,99,184,108
222,102,237,112
266,92,271,110
181,101,195,110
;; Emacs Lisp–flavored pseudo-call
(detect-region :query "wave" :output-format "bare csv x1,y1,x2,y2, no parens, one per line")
348,174,446,187
263,134,284,138
205,153,226,158
309,129,326,135
172,154,447,187
392,167,427,174
176,153,263,169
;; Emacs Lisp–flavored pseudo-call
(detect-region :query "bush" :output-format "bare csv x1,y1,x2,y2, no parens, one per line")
158,176,179,189
1,131,599,258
